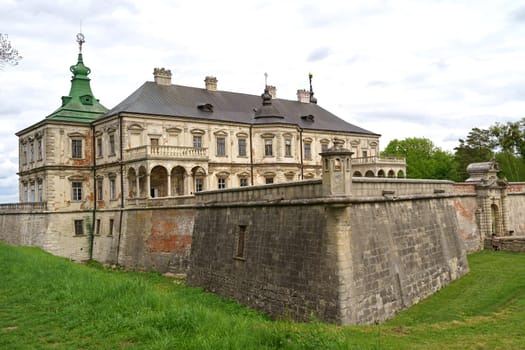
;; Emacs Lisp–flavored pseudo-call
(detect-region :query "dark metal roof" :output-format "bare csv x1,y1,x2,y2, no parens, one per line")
100,81,379,136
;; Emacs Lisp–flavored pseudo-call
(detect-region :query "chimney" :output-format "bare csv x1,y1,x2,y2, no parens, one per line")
204,76,218,91
153,68,172,86
266,85,277,98
297,89,310,103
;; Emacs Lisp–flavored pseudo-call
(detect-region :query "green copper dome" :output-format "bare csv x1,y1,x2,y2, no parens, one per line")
46,34,107,123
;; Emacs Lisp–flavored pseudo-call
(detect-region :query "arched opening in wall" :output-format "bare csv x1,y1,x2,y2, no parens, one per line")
491,204,501,236
353,171,362,177
171,166,186,196
378,169,385,178
192,166,206,193
150,165,168,198
388,170,395,178
127,168,137,198
365,170,375,177
138,166,147,198
397,170,405,178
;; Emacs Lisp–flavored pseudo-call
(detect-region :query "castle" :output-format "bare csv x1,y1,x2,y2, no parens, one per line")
2,35,524,325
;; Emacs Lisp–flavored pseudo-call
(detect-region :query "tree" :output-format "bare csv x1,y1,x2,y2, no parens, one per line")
453,127,495,181
0,33,22,68
382,137,459,180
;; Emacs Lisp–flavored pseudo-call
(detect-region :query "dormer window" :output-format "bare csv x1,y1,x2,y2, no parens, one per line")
80,95,93,105
197,103,214,112
301,114,315,122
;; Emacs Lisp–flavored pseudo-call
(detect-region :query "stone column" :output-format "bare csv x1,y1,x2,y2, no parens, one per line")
167,173,172,197
135,176,140,198
146,174,151,198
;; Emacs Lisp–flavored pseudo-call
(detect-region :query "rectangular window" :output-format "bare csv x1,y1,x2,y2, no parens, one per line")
304,143,312,160
37,139,43,161
238,138,247,157
218,177,226,189
195,178,203,192
74,220,84,235
193,135,202,149
362,150,368,158
37,180,43,202
97,137,103,157
285,139,292,157
217,137,226,156
23,183,28,202
30,182,35,202
96,178,103,200
236,225,247,259
72,182,83,201
109,134,116,155
72,139,82,159
240,178,248,187
110,178,116,200
96,219,101,235
264,139,273,157
265,177,274,184
109,219,114,236
30,143,34,162
22,144,27,164
321,143,329,152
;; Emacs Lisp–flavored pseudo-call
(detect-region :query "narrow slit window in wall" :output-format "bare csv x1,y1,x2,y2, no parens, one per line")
236,225,247,259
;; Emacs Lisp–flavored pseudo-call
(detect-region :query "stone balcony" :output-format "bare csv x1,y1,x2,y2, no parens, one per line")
125,145,209,162
353,156,406,177
353,156,406,166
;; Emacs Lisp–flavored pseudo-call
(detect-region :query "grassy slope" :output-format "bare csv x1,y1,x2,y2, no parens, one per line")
0,243,524,349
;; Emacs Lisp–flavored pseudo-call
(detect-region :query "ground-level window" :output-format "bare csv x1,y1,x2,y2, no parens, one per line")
239,177,248,187
72,182,83,201
74,220,84,235
96,219,101,235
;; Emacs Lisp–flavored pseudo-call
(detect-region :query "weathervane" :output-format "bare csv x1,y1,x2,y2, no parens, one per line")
76,32,85,52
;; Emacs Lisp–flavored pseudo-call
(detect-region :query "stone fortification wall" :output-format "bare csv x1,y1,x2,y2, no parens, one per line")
187,185,469,325
507,183,525,235
0,204,49,248
352,178,456,197
347,196,469,323
117,199,196,273
485,236,525,252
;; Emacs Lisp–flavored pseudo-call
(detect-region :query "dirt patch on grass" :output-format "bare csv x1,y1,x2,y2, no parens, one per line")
3,326,17,331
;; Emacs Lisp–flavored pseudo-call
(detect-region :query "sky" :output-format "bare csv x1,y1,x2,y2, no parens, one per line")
1,0,525,202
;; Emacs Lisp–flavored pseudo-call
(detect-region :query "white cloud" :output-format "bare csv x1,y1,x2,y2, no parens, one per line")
1,0,525,201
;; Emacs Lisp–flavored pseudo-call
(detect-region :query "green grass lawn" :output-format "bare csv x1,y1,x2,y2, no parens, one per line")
1,242,524,350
